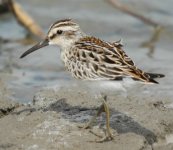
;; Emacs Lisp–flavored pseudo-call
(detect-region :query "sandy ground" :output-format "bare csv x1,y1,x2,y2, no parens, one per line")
0,74,173,150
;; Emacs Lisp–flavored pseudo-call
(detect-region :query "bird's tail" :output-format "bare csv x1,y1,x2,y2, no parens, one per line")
132,72,165,84
146,72,165,79
145,72,165,84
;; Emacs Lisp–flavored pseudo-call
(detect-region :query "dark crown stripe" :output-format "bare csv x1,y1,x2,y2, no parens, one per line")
51,19,72,26
54,22,77,28
48,19,75,33
50,19,77,30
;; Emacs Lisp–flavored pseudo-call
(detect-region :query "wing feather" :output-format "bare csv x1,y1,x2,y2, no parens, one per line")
71,36,157,83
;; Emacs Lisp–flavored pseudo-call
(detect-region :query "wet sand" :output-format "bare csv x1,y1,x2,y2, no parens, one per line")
1,75,173,150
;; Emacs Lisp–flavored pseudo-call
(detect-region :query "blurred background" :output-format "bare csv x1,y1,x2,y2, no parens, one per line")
0,0,172,103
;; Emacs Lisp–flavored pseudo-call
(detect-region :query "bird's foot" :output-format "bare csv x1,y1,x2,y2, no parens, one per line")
88,129,114,143
95,134,114,143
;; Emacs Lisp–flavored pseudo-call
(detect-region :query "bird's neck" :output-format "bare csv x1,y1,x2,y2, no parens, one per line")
59,30,86,66
59,38,78,65
61,31,85,49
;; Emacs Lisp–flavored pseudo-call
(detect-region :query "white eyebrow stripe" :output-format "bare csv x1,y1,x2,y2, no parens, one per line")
48,26,78,39
53,26,78,32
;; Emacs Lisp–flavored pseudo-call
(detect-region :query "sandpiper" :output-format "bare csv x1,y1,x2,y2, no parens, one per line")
20,19,164,142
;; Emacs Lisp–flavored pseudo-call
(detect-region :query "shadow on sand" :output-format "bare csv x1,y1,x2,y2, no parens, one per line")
44,98,157,145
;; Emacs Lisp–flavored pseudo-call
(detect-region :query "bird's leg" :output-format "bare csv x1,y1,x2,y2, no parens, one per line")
83,103,104,129
96,95,114,142
83,94,114,142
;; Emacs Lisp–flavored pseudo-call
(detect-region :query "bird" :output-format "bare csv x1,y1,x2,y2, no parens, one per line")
20,18,165,142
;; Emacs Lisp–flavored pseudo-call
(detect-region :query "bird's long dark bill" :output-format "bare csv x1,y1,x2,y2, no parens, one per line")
20,39,49,58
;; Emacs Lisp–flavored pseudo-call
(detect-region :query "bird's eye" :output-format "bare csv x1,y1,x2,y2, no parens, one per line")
57,30,63,34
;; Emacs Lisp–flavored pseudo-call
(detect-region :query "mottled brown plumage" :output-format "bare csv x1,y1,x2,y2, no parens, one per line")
60,36,163,84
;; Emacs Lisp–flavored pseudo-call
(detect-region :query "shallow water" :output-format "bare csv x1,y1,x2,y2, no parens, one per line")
0,0,173,103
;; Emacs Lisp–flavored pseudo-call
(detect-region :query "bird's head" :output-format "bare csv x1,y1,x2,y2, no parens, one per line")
20,19,84,58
